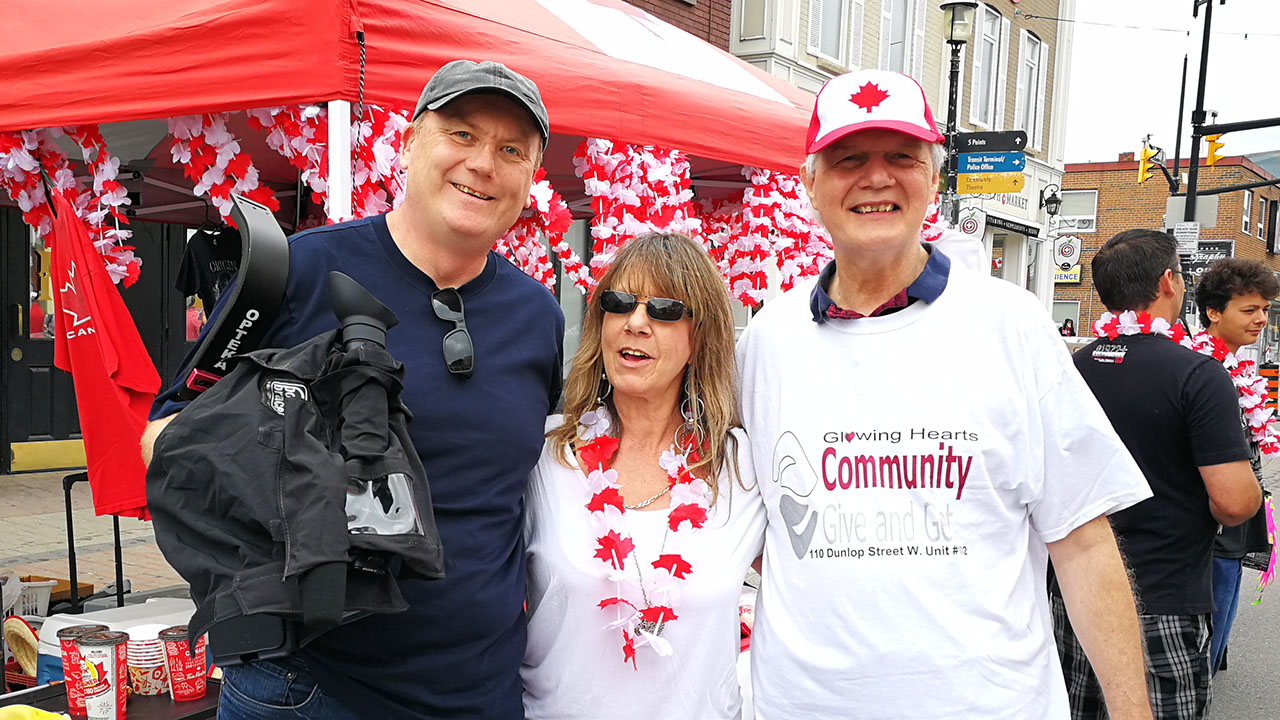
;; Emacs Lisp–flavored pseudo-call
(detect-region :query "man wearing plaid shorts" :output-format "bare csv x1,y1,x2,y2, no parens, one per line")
1056,229,1263,719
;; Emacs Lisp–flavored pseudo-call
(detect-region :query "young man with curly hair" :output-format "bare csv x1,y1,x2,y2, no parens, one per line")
1193,258,1278,675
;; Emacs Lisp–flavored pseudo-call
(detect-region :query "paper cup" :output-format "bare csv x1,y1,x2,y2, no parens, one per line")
57,624,109,716
78,630,129,720
159,626,206,702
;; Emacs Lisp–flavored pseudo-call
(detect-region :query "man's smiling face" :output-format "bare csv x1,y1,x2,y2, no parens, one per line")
399,93,541,247
802,128,939,256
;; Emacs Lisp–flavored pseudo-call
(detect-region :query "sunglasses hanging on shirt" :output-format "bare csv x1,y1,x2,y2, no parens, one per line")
432,288,474,378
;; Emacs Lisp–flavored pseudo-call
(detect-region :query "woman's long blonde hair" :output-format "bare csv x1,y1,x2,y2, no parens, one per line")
548,232,741,501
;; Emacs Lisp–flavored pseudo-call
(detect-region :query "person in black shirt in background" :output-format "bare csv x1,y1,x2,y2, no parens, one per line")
1054,229,1261,720
1192,258,1277,675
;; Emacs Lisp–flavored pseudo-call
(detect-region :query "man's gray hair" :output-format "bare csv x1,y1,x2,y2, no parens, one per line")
802,142,947,178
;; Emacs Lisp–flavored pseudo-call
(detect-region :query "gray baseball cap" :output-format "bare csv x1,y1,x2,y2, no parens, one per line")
413,60,549,149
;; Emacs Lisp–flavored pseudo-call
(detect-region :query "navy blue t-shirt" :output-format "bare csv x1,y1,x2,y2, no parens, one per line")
151,214,564,718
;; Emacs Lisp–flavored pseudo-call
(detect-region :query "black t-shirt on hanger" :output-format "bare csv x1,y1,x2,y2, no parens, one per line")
176,227,241,312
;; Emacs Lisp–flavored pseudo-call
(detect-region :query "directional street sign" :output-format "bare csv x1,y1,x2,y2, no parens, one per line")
956,172,1025,194
959,151,1025,173
956,130,1028,152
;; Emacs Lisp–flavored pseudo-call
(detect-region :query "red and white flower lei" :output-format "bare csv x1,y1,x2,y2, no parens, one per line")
575,408,711,669
1184,331,1280,455
1094,310,1280,594
1092,311,1280,455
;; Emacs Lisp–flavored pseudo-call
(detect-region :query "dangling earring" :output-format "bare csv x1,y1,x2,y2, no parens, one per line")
596,369,613,407
676,369,705,451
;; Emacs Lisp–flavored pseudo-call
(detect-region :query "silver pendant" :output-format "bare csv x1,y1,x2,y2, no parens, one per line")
636,619,666,637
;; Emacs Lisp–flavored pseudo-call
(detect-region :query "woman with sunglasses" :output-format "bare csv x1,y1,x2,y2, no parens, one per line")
522,233,765,719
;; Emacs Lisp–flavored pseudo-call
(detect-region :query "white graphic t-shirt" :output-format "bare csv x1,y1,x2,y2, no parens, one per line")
736,268,1151,719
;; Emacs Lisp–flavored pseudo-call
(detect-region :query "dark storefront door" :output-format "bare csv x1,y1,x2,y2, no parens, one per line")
1,209,190,473
1,208,79,471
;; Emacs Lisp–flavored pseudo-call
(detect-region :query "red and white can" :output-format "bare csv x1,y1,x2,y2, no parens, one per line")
77,630,129,720
57,623,109,717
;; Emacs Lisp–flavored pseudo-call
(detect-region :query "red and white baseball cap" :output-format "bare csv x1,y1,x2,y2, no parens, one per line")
806,69,945,154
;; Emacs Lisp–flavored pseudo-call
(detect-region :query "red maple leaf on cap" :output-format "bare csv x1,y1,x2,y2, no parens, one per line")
849,82,890,113
594,530,635,569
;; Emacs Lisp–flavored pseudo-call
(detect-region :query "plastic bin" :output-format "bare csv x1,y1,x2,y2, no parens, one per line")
14,579,57,617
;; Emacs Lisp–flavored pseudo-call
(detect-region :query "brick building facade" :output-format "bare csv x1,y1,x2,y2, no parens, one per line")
624,0,732,48
1052,155,1280,358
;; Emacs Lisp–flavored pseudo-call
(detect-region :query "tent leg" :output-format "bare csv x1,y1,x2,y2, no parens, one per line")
327,100,353,223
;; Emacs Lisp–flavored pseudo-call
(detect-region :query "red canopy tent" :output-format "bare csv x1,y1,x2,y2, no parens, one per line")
2,0,814,173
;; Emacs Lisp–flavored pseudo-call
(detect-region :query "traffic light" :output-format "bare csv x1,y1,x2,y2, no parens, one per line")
1206,134,1225,166
1138,144,1158,184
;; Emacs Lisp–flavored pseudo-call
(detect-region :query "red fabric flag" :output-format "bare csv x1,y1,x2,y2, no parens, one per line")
49,193,160,519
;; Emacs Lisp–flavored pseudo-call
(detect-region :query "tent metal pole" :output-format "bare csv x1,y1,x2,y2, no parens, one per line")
328,100,353,222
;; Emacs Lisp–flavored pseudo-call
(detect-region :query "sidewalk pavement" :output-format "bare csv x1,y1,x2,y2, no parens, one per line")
0,470,183,597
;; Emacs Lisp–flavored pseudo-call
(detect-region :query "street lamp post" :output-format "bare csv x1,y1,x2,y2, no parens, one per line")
1039,184,1063,220
940,1,977,226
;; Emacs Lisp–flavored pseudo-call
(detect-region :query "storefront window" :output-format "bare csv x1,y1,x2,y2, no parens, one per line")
28,232,52,340
990,235,1004,278
1263,303,1280,365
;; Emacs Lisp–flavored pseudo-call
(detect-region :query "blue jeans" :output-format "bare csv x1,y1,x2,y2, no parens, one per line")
218,655,359,720
1210,556,1243,675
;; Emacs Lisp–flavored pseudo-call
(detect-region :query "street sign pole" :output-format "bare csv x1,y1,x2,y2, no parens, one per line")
1184,0,1214,222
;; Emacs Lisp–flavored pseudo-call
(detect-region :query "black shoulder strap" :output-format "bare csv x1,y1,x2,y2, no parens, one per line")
176,194,290,400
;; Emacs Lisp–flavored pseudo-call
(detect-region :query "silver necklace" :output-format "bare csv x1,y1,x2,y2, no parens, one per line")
624,485,671,510
633,526,672,637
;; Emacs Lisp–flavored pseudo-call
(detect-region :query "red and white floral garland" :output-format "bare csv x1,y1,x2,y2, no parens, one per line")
248,104,409,223
1092,311,1280,454
576,408,710,669
246,105,329,211
0,127,141,284
697,197,744,286
1091,309,1185,344
350,106,410,219
730,167,833,305
495,168,589,294
1184,331,1280,455
1093,310,1279,595
573,139,703,280
167,113,279,224
60,125,141,284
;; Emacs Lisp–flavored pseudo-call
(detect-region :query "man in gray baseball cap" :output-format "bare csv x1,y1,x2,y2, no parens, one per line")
142,58,564,719
414,59,549,148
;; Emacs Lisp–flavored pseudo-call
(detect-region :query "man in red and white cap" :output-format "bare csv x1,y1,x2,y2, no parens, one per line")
736,69,1155,719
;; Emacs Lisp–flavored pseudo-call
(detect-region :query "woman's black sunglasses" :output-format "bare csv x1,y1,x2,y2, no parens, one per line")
599,290,692,322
